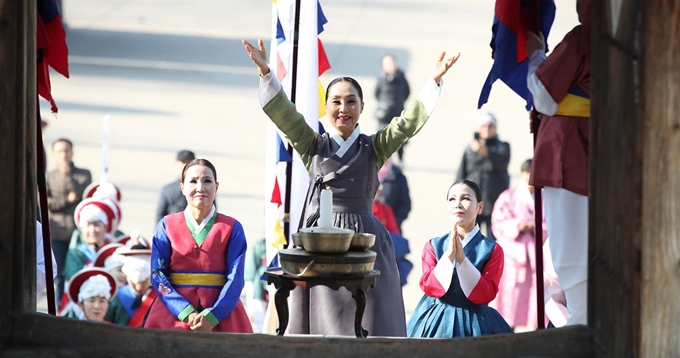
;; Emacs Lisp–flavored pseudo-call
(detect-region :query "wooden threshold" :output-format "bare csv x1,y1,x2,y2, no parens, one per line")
3,313,593,358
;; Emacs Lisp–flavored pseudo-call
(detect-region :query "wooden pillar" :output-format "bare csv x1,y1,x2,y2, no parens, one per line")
591,0,680,356
590,1,642,357
0,0,37,350
640,1,680,356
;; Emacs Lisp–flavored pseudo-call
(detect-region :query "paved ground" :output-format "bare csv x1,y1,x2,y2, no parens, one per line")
39,0,578,318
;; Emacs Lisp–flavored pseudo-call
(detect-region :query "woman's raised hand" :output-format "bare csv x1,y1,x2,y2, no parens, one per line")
433,51,461,85
242,39,270,77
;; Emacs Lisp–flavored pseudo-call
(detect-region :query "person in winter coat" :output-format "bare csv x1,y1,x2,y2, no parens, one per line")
455,113,511,240
374,54,411,160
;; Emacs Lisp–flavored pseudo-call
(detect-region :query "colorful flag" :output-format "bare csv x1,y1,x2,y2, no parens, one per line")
264,0,331,264
478,0,556,110
37,0,69,113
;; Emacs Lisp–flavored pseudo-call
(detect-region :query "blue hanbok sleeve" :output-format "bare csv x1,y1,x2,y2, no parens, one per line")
151,218,195,321
201,220,247,325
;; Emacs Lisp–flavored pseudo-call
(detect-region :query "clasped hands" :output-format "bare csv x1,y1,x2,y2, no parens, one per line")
446,225,466,265
183,311,215,332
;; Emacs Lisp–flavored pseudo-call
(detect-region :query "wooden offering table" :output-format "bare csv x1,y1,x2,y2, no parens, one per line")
264,268,380,338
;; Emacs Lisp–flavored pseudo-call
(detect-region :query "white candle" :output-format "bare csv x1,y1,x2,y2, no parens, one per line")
319,189,333,228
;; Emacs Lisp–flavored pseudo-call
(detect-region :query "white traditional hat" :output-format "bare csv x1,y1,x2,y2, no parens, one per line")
93,243,125,271
68,267,117,303
74,198,120,236
84,182,122,203
116,245,152,284
115,230,149,249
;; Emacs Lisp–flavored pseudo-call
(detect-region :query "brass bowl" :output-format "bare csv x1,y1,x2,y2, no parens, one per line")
349,233,376,251
291,232,304,248
279,248,377,277
297,227,354,254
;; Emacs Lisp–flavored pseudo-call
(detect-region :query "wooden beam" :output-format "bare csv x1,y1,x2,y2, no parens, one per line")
0,0,37,350
14,0,38,313
589,1,643,357
640,1,680,356
18,0,38,315
5,313,593,358
591,0,680,356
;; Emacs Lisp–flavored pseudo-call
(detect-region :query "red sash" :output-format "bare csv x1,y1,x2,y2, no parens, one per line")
129,290,157,327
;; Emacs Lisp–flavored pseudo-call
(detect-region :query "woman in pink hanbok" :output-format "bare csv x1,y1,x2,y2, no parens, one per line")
490,159,547,329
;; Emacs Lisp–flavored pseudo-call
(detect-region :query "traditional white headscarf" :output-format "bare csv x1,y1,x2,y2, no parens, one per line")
78,275,113,302
103,254,124,272
121,255,151,284
93,182,120,202
77,204,109,230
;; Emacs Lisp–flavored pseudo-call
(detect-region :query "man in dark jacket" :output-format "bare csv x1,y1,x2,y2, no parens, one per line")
455,113,511,240
155,150,195,226
375,54,410,160
46,138,92,308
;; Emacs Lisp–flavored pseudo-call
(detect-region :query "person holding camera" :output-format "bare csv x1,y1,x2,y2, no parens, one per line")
455,113,510,240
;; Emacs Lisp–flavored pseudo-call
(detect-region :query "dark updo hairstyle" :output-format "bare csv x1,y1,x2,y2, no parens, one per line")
521,159,533,173
447,179,483,202
325,77,364,103
181,158,217,183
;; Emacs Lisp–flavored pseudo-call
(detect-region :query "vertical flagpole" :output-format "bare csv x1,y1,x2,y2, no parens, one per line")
36,109,56,315
101,114,110,184
262,0,307,334
534,149,545,329
282,0,302,245
532,0,546,330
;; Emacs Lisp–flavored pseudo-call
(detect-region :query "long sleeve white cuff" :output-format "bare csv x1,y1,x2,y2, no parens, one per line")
417,77,443,116
527,49,558,115
433,254,454,292
457,257,482,297
258,71,282,107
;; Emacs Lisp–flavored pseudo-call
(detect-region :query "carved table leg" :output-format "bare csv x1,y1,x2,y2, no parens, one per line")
351,288,369,338
274,286,290,336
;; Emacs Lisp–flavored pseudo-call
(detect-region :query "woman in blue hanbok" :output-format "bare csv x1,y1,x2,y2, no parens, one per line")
407,180,512,337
